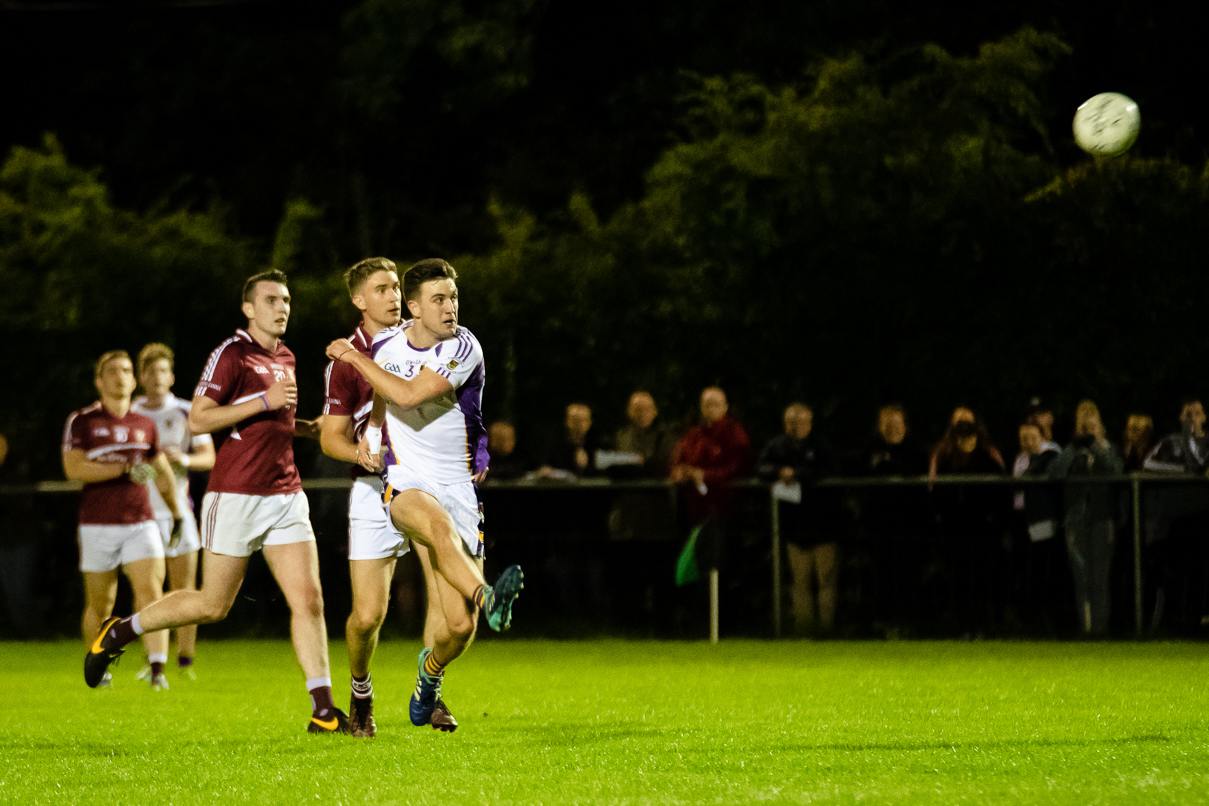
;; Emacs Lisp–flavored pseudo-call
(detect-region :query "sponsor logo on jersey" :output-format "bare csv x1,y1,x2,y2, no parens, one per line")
94,428,110,437
114,427,129,443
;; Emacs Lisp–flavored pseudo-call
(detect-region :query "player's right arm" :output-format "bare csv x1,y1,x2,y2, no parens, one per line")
319,414,357,463
188,378,296,435
62,449,131,483
326,339,452,410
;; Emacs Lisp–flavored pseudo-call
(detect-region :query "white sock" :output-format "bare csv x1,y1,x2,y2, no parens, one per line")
131,613,145,636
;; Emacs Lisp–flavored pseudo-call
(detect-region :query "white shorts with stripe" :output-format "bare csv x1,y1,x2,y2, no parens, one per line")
384,465,483,559
155,512,202,559
200,491,315,558
348,476,409,561
78,521,164,573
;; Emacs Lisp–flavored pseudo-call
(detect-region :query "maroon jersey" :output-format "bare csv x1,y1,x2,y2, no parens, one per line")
63,402,160,525
323,323,376,479
194,329,302,496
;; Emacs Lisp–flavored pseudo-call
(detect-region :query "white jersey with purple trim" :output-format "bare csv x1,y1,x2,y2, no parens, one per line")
370,322,488,486
131,394,212,521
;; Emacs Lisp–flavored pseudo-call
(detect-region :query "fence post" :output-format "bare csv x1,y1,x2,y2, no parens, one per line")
1132,473,1143,637
709,569,720,644
770,486,782,638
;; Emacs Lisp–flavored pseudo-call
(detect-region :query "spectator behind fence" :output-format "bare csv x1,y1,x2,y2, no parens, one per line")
486,421,530,481
612,391,678,479
671,386,753,571
757,402,839,635
1026,399,1056,443
1121,413,1155,473
1016,423,1064,632
1048,400,1124,636
861,403,929,632
536,403,599,480
1139,399,1209,631
929,407,1007,636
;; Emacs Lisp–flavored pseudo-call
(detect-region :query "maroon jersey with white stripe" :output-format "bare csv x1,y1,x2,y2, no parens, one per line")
63,402,160,525
323,323,376,479
194,329,302,496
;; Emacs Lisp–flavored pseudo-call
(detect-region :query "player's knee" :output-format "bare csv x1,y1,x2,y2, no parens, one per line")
197,594,234,623
349,602,386,635
292,585,325,620
447,610,476,642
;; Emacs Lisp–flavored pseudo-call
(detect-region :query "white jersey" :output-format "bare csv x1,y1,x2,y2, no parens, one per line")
371,322,488,485
131,394,212,520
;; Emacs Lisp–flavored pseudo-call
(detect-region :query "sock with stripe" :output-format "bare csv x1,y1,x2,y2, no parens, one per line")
307,677,335,719
423,649,447,680
178,656,194,669
351,673,373,700
106,614,142,649
473,584,489,612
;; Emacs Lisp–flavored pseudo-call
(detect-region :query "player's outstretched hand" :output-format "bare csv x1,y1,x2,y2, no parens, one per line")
128,460,156,485
168,516,184,550
265,378,297,410
326,339,357,362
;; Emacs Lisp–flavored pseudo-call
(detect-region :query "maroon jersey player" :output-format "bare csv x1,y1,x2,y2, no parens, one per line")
63,350,183,690
319,256,458,737
84,270,349,734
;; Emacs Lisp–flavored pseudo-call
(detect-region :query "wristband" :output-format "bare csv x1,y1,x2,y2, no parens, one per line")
180,454,191,469
259,393,270,411
365,425,383,454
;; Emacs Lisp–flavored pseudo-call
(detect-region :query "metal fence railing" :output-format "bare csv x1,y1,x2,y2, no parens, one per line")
2,473,1207,640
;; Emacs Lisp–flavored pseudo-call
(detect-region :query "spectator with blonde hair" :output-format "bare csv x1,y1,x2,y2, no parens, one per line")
1048,399,1123,636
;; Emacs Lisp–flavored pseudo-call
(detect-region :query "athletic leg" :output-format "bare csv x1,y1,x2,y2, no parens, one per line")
415,544,446,649
123,556,169,687
390,490,485,601
81,570,119,647
137,550,248,631
263,540,330,681
165,551,199,665
347,557,396,678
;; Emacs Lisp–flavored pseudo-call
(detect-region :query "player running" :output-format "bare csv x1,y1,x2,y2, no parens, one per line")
132,342,216,681
64,350,184,691
84,270,349,734
321,256,460,736
325,258,523,731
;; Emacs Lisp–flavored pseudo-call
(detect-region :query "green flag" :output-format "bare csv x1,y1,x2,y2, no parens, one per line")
675,523,703,586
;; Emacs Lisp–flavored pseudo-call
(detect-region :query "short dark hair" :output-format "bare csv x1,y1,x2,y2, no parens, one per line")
344,257,398,298
403,258,457,301
242,269,289,303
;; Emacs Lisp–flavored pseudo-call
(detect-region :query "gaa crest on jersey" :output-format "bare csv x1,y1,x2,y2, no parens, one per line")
134,429,146,443
445,359,460,370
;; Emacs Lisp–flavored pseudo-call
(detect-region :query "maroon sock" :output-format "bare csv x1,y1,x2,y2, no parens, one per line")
178,656,194,669
309,685,335,718
150,660,165,678
108,616,139,649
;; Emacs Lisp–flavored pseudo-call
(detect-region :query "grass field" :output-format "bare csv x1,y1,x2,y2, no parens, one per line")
2,639,1209,805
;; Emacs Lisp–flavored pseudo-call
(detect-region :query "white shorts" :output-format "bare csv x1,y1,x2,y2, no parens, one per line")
78,521,164,573
384,465,483,558
155,513,201,559
200,491,315,558
348,476,409,561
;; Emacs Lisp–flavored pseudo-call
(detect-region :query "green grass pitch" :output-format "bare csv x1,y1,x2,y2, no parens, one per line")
2,639,1208,805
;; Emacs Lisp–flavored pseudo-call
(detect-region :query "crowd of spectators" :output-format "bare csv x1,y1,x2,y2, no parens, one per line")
483,391,1209,638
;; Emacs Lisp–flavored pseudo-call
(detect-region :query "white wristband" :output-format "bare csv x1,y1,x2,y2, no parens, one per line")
365,425,382,454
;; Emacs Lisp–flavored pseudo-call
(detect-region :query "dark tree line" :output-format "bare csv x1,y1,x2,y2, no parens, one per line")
2,1,1209,476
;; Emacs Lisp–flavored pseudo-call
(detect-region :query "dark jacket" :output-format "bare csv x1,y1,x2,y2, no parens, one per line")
1048,437,1124,528
758,432,840,545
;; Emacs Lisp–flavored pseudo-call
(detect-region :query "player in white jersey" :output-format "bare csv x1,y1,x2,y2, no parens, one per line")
326,258,523,731
132,343,216,679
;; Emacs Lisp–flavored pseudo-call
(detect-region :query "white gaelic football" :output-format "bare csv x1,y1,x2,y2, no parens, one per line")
1072,92,1140,156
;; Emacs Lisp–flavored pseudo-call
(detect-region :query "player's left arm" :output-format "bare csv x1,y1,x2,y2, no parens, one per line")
185,437,216,472
326,340,453,409
295,414,323,440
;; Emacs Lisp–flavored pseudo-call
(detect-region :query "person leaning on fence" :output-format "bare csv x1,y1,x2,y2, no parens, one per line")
928,407,1007,637
536,403,599,480
1047,400,1124,637
1121,413,1155,473
1139,398,1209,631
1015,423,1065,633
671,386,753,575
486,421,530,482
757,402,839,636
